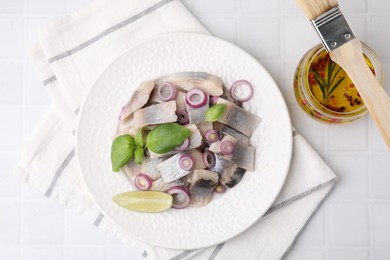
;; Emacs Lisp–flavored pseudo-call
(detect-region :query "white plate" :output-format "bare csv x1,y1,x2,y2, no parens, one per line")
76,33,292,250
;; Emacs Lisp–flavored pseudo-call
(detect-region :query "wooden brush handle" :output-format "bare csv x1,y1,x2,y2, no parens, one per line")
330,38,390,149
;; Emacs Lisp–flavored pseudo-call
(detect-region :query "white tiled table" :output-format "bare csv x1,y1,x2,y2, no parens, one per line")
0,0,389,259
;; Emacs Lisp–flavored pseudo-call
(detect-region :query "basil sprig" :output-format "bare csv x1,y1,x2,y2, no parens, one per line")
146,123,192,154
205,104,226,122
111,135,134,172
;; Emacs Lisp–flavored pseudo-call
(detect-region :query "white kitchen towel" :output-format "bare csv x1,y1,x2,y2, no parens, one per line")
15,0,337,259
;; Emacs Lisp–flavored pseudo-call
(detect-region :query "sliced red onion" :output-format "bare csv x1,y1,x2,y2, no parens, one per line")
203,150,216,168
210,96,219,105
220,140,234,155
134,173,153,191
205,130,219,143
185,88,207,108
158,82,177,101
176,110,189,125
179,154,194,171
175,138,190,151
166,186,191,209
214,183,226,194
230,80,254,102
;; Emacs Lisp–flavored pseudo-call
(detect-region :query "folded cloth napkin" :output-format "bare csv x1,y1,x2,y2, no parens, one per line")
15,0,337,259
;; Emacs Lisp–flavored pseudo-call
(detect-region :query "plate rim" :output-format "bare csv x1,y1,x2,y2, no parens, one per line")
75,32,293,249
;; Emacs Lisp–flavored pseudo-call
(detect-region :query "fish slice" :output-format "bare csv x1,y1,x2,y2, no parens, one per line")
295,0,390,149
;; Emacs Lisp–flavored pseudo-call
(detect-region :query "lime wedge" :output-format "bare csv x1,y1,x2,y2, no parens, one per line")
113,191,173,213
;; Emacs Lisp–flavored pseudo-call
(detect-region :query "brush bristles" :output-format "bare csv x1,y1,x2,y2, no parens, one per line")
295,0,338,20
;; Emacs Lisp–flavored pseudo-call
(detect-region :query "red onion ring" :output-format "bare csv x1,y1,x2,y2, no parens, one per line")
158,82,177,101
176,110,189,125
166,186,191,209
220,140,234,155
175,138,190,151
203,150,216,168
230,80,254,102
185,88,207,108
134,173,153,191
205,130,219,143
214,183,226,194
179,154,194,171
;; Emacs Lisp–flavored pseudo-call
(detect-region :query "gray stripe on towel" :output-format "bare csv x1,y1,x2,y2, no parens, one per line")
208,243,225,260
170,250,196,260
93,213,104,226
43,75,57,86
48,0,176,63
45,148,76,197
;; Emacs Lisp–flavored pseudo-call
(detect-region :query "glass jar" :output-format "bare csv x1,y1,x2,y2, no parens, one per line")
294,42,383,124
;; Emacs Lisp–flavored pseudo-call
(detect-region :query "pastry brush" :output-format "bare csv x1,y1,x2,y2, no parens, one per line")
295,0,390,149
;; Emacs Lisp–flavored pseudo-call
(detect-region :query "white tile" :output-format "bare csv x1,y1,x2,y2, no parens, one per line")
27,0,67,14
22,246,63,260
240,17,280,60
330,251,369,260
327,116,368,151
241,0,280,13
290,107,325,152
371,17,390,58
261,62,281,87
25,62,51,106
66,246,107,260
373,203,390,246
284,18,319,60
107,236,122,245
0,152,21,198
0,201,20,243
370,117,389,152
26,17,58,44
196,16,237,44
347,18,367,42
371,0,390,12
283,62,300,106
0,246,20,260
284,249,325,260
328,155,368,199
194,0,236,13
65,209,107,245
339,0,367,13
281,0,301,13
69,0,95,12
107,246,144,260
21,182,45,199
372,155,390,199
22,200,64,244
0,0,23,13
330,202,368,246
23,106,50,137
0,108,23,151
0,18,24,59
294,205,325,246
373,251,390,260
0,61,23,105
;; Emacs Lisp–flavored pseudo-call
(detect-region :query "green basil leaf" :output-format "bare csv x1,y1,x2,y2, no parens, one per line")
134,147,144,165
134,128,145,147
205,104,227,122
111,135,134,172
146,123,192,154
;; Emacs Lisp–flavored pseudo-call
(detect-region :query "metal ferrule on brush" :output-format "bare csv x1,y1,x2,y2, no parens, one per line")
311,6,355,52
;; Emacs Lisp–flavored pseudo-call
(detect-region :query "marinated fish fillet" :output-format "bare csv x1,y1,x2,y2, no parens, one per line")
188,149,206,169
185,94,209,124
222,167,246,188
150,178,186,192
156,153,192,183
196,122,214,137
120,81,155,123
209,134,255,171
155,72,223,96
213,122,250,145
123,160,142,176
140,158,163,180
175,91,186,112
189,169,219,207
216,98,261,137
148,124,203,159
211,155,245,188
134,100,177,130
